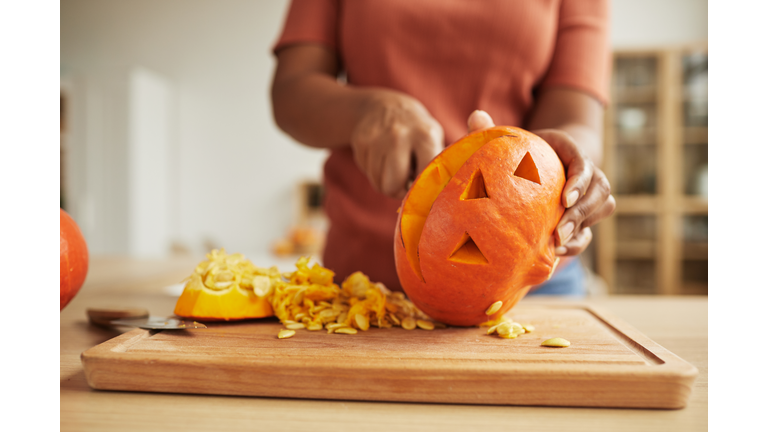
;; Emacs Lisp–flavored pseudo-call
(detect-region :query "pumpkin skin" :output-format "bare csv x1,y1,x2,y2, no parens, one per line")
60,209,89,311
394,127,565,326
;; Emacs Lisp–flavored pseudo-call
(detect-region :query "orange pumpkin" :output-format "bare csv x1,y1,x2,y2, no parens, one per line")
60,209,89,310
394,126,565,326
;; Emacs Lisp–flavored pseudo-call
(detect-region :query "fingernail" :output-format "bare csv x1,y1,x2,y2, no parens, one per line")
555,246,568,256
558,221,574,244
565,190,579,208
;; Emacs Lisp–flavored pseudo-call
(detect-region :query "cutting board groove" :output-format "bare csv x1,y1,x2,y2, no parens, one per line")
81,303,697,408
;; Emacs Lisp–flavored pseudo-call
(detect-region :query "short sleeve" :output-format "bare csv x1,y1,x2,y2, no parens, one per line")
538,0,611,105
272,0,340,55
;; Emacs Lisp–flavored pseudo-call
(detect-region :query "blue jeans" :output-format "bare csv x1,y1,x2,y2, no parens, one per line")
526,258,586,297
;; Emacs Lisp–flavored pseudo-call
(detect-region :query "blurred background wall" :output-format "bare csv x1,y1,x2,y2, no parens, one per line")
60,0,707,266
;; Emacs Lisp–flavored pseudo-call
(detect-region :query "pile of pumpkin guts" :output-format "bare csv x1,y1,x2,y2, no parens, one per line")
174,248,532,339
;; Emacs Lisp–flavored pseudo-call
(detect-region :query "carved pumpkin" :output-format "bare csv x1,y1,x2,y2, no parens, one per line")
394,126,565,326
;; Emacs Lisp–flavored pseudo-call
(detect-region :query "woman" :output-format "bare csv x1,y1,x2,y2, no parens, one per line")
270,0,615,296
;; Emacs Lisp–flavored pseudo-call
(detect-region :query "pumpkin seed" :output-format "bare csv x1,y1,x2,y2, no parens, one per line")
416,320,434,330
523,324,534,332
485,300,503,315
278,329,295,339
292,288,306,306
354,314,370,331
334,327,358,335
306,322,323,331
252,275,273,297
336,311,349,324
401,317,417,330
311,304,328,314
495,322,514,336
541,337,570,347
285,323,305,330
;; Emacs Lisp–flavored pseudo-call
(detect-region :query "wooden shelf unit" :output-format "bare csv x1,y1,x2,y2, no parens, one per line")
596,45,708,295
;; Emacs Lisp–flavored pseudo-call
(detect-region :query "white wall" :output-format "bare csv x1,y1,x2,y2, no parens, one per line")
61,0,707,258
611,0,708,48
128,67,173,257
61,0,327,257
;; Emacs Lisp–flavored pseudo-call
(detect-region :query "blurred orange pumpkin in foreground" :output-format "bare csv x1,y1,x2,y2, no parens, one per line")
394,126,565,326
60,209,89,310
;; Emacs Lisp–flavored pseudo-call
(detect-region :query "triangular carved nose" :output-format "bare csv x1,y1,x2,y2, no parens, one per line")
514,152,541,185
449,232,489,264
460,169,488,200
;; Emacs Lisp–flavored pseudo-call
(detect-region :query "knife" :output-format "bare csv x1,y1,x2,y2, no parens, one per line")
87,307,207,330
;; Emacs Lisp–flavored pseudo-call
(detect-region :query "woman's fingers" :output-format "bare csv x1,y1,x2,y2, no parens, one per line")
412,122,444,176
556,167,611,246
467,110,495,133
534,129,594,208
380,139,412,199
555,227,592,256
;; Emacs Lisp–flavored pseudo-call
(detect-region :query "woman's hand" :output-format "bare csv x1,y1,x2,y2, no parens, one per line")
532,129,615,256
466,110,615,257
351,90,444,200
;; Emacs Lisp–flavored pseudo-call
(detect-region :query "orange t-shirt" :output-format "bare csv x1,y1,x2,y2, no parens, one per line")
273,0,610,291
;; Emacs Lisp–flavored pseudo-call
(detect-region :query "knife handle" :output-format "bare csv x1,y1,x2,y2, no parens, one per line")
87,307,150,328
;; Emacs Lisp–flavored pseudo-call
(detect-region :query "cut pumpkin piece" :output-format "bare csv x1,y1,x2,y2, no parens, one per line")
173,248,278,321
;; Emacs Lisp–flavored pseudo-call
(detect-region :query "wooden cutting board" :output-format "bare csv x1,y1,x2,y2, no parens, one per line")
81,302,697,409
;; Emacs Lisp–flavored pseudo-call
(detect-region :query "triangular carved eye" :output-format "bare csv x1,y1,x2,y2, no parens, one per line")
449,232,489,264
514,152,541,185
460,169,488,200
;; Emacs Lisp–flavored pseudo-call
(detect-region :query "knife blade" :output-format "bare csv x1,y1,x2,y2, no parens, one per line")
87,307,207,330
109,316,207,330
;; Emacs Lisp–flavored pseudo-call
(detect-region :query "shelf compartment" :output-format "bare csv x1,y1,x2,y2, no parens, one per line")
615,259,657,294
615,215,657,260
683,127,708,145
614,145,657,195
681,260,708,295
682,242,708,261
683,144,708,198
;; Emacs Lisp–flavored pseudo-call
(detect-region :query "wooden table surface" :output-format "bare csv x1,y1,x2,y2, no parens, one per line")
61,256,708,432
